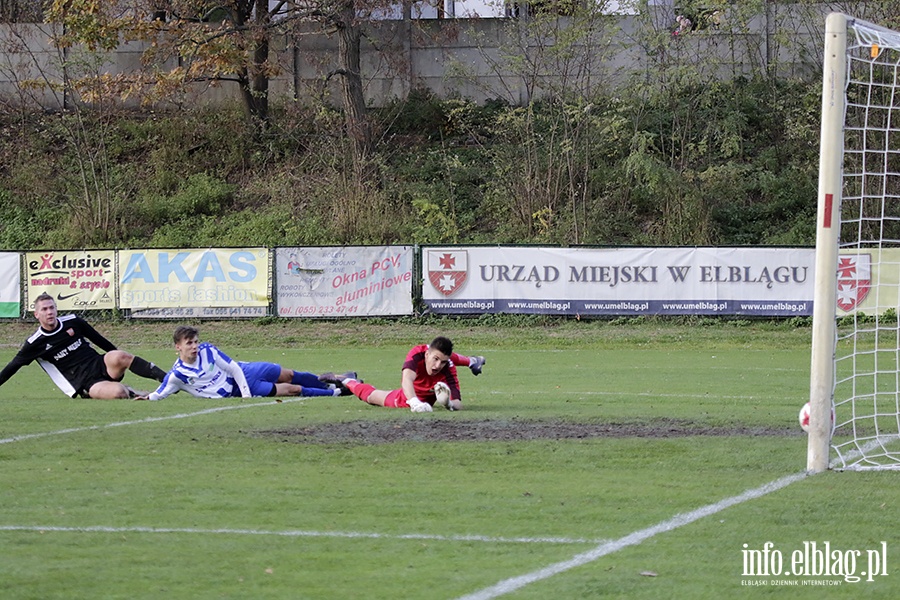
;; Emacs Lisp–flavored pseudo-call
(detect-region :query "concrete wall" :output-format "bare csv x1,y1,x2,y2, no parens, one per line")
0,5,833,110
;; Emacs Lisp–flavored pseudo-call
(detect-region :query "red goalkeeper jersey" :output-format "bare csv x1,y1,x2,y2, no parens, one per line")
403,343,468,402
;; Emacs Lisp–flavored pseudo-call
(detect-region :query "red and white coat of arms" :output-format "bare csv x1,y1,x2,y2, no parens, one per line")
836,254,871,312
427,250,468,296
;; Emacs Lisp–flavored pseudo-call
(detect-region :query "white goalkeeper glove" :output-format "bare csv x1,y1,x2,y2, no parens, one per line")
407,396,433,413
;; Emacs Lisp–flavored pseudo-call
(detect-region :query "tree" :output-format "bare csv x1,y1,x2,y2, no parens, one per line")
45,0,377,165
0,15,141,247
0,0,43,22
442,0,625,244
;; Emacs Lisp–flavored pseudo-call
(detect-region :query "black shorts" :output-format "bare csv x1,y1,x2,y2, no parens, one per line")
64,354,122,398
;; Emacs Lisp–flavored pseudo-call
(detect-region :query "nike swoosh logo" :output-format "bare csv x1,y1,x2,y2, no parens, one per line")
57,293,80,301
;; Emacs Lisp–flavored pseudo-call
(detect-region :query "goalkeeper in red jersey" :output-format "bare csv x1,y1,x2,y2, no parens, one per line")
322,336,485,413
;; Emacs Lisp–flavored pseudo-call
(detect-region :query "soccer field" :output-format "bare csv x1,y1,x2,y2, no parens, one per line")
0,319,897,599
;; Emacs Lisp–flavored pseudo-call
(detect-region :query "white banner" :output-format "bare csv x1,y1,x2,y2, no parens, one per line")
423,247,814,316
275,246,413,317
0,252,20,317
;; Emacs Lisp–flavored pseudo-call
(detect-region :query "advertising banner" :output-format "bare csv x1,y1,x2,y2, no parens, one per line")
119,248,270,317
24,250,116,311
423,246,814,316
0,252,20,317
275,246,414,317
836,249,899,316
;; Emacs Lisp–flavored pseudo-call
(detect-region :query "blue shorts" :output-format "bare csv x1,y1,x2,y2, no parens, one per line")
237,361,281,397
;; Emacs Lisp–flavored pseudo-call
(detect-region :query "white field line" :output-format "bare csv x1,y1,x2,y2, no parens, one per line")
0,398,303,445
454,472,808,600
0,525,605,546
3,389,881,600
454,437,886,600
1,397,605,547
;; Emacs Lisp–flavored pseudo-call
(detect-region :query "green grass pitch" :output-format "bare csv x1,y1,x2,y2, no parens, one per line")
0,319,897,599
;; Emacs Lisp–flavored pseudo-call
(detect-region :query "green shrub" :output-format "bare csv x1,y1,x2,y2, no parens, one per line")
139,173,234,228
379,88,449,140
0,75,828,249
0,189,54,249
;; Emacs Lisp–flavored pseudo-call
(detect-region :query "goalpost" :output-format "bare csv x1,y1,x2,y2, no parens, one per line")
810,13,900,472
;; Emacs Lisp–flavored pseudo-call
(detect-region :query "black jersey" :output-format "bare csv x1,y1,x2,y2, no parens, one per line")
0,314,118,397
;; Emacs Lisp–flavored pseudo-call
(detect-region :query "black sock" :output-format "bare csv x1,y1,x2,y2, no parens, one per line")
131,356,167,382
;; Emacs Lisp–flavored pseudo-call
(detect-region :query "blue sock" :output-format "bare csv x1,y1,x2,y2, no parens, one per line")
291,371,327,388
301,387,338,397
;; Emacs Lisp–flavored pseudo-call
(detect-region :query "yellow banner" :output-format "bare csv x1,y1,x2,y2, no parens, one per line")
25,250,117,311
119,248,270,309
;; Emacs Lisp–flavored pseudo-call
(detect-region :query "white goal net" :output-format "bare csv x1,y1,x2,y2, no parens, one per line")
810,14,900,471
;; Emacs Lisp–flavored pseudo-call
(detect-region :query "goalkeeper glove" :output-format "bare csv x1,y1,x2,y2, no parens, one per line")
407,396,433,413
469,356,485,376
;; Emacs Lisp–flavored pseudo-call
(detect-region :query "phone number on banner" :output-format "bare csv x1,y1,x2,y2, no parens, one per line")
279,304,361,316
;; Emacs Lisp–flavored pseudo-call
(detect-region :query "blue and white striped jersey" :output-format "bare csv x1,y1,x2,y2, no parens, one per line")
148,342,251,400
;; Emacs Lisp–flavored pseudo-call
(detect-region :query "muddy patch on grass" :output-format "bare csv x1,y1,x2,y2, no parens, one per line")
260,419,796,445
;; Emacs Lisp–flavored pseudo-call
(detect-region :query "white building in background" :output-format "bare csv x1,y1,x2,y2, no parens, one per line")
393,0,642,19
268,0,643,20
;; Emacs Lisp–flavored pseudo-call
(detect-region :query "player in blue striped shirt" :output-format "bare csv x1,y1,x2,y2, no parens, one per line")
139,326,354,401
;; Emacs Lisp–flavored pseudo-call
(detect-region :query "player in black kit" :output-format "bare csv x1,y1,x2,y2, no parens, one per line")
0,292,166,399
